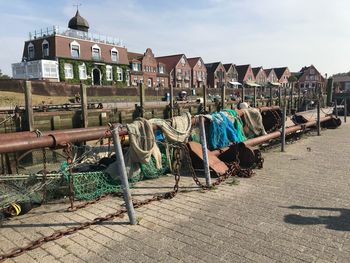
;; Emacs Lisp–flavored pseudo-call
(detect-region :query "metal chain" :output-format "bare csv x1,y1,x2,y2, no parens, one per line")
0,146,183,262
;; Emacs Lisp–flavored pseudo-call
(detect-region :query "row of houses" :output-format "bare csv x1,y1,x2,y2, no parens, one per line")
12,10,326,91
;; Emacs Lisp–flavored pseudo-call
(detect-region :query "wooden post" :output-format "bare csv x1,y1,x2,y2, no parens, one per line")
281,105,286,152
344,99,347,123
139,83,145,118
24,81,34,131
298,86,301,112
253,86,257,107
317,100,321,136
334,99,338,118
221,82,226,111
289,83,294,115
242,84,245,103
269,85,273,106
203,84,207,113
80,82,88,128
170,85,174,118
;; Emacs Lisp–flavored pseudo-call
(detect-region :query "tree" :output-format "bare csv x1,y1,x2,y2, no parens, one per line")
0,69,10,79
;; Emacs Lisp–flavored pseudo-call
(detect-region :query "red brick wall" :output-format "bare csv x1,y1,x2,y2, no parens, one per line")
191,59,207,88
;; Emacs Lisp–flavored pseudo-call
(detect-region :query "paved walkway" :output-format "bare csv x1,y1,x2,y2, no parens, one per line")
1,122,350,262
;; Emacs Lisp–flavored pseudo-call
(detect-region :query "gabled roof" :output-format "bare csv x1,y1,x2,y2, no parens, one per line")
264,68,273,76
235,64,250,77
155,54,185,71
252,67,263,78
205,62,221,74
273,67,288,80
127,51,143,62
187,57,201,68
223,63,234,72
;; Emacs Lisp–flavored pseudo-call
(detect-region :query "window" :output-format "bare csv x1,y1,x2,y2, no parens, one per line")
117,66,123,81
310,69,315,75
64,63,73,79
158,65,165,74
111,48,118,62
92,44,101,60
132,63,140,71
198,60,202,68
43,62,58,78
180,57,185,66
79,64,87,80
42,40,49,57
70,41,80,58
28,43,34,59
106,65,113,81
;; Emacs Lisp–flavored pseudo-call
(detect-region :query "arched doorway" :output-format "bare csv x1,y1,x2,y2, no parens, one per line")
92,68,101,85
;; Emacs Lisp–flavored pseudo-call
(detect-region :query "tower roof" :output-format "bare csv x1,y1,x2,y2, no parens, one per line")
68,10,89,32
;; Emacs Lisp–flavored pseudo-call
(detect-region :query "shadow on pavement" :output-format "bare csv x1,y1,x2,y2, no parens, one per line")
283,205,350,231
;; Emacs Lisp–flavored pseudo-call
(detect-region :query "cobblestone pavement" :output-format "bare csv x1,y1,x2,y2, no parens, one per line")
1,122,350,262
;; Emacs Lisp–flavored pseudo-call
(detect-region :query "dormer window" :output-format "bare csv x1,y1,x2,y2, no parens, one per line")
180,57,185,66
70,41,80,58
42,40,49,57
111,48,119,62
28,43,34,59
92,44,101,60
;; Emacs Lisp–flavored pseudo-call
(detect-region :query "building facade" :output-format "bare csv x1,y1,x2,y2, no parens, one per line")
156,54,191,88
187,57,207,88
264,69,279,84
12,10,129,86
223,63,238,84
296,65,326,91
274,67,291,87
235,64,255,84
128,48,169,88
205,62,226,89
252,67,267,86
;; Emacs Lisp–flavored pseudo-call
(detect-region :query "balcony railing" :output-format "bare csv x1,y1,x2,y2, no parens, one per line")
28,26,125,47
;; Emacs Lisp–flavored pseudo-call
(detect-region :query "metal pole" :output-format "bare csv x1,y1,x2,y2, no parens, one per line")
344,99,347,123
24,81,34,131
334,99,338,118
170,85,174,118
199,115,211,187
111,126,136,225
317,100,321,136
203,84,207,113
80,82,88,128
281,105,286,152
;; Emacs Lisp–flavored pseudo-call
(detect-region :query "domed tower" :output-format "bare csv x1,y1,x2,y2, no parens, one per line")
68,9,89,32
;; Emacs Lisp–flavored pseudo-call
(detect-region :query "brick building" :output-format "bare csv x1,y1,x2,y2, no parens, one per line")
295,65,326,91
252,67,267,86
264,69,279,84
205,62,226,89
12,10,129,86
273,67,291,87
223,63,238,85
235,64,255,84
128,48,169,88
156,54,191,88
187,57,207,88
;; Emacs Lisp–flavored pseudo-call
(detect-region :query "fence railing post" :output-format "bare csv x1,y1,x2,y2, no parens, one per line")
199,115,211,187
281,105,286,152
24,81,34,131
80,82,88,128
111,125,136,225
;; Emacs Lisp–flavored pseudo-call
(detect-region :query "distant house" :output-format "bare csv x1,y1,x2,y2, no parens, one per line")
332,75,350,93
252,67,267,86
205,62,226,89
274,67,291,87
156,54,191,88
12,10,129,86
223,63,239,85
296,65,326,91
264,68,279,84
235,64,255,84
187,57,207,88
128,48,169,88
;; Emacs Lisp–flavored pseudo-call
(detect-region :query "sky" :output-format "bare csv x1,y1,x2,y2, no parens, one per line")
0,0,349,77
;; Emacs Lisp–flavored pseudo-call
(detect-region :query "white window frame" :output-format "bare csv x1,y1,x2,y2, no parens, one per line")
64,63,74,79
42,40,49,57
117,66,123,82
70,41,80,58
28,43,35,59
79,63,87,80
92,44,101,60
106,65,113,81
111,47,119,62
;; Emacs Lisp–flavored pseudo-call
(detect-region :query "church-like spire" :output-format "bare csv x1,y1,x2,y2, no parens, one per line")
68,7,89,32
